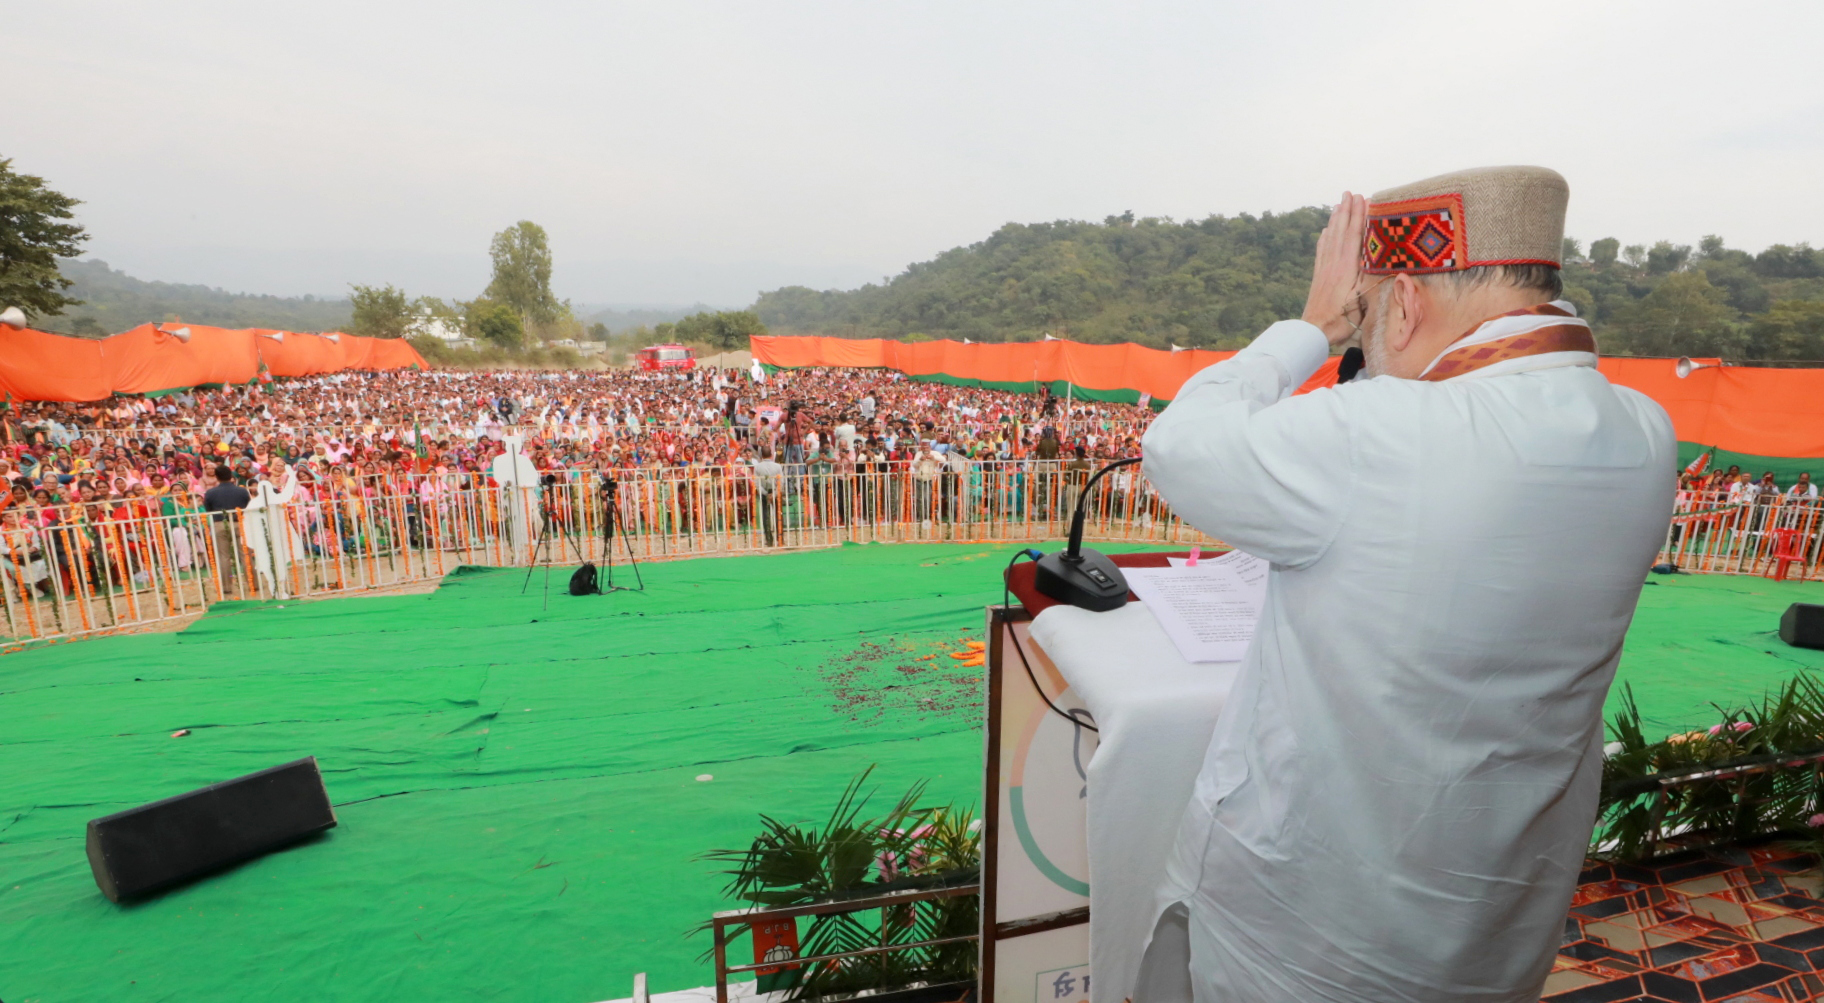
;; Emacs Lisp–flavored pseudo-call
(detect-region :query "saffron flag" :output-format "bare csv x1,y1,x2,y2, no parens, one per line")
752,917,802,993
1685,448,1713,477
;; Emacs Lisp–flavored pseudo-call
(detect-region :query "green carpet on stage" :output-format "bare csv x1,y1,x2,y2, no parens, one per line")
1614,571,1824,732
4,545,1824,1003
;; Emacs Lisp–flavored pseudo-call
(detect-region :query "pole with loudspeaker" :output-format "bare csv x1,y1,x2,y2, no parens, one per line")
1675,357,1717,379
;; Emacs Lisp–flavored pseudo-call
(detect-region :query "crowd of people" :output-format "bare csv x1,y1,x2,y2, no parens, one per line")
5,364,1818,535
1680,464,1818,503
1,365,1153,503
0,361,1817,622
0,366,1167,602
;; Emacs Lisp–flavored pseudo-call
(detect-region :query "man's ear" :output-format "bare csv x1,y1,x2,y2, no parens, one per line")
1386,274,1425,353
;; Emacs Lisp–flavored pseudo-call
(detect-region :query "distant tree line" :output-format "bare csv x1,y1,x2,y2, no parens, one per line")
1563,236,1824,360
755,210,1325,350
754,212,1824,361
48,259,354,336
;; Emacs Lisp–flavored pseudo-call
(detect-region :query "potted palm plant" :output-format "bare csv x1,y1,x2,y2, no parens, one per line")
700,767,981,1001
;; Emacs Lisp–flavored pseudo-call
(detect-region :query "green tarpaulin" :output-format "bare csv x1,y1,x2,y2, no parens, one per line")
3,545,1823,1003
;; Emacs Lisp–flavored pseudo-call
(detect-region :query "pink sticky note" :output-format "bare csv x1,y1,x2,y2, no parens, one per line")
1188,546,1201,567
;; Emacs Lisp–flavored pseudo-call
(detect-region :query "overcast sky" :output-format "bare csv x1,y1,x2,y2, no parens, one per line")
7,0,1823,307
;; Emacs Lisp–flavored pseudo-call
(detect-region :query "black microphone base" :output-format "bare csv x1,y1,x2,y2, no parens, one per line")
1033,549,1130,612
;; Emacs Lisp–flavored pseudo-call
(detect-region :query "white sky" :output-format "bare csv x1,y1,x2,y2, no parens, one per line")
6,0,1823,306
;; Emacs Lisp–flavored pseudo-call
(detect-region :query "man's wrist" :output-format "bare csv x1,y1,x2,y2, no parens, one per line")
1235,320,1331,390
1300,311,1353,346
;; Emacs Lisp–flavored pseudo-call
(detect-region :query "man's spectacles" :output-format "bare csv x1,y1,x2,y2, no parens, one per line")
1341,276,1392,341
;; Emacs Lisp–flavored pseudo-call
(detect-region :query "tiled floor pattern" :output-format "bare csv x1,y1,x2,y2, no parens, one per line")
1548,842,1824,1002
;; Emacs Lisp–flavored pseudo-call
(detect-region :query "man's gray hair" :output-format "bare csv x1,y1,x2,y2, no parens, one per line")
1417,264,1563,300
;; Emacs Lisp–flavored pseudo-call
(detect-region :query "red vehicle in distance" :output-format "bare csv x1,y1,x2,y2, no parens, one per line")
634,344,696,371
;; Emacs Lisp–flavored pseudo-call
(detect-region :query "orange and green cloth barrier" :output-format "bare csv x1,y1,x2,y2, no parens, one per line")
0,321,426,402
749,336,1824,479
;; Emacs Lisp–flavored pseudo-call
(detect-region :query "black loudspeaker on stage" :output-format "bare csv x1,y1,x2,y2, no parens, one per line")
1782,603,1824,650
86,757,337,902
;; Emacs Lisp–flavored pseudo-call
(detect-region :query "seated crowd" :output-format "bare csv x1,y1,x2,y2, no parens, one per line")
1680,464,1818,503
0,366,1156,522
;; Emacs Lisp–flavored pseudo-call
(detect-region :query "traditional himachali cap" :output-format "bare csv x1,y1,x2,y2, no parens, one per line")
1357,166,1596,380
1362,165,1568,275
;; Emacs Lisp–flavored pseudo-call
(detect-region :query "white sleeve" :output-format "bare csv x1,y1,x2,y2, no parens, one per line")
264,468,300,505
1141,320,1352,569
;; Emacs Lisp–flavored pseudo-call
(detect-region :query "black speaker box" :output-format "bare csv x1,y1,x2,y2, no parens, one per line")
86,757,336,902
1781,603,1824,651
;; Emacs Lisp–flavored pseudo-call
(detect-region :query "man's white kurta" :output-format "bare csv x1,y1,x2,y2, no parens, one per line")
1141,320,1675,1003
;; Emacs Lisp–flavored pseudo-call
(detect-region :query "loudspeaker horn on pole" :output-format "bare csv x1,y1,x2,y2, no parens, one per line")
1675,357,1715,379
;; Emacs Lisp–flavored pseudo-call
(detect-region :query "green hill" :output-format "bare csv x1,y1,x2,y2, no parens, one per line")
754,215,1824,361
756,210,1325,350
38,259,352,336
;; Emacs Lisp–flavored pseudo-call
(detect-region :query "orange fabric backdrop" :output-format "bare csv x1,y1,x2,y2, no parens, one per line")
0,322,426,401
102,324,262,394
0,324,110,402
258,331,351,377
751,335,1824,458
1599,358,1824,459
750,335,1348,398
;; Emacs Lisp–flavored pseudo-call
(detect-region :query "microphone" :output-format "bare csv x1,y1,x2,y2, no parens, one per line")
1032,457,1142,611
1337,346,1366,384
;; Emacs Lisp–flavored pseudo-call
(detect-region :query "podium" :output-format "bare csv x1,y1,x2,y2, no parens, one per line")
981,552,1237,1003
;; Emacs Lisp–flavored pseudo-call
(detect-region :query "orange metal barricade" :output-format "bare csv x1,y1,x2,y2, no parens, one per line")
5,464,1817,649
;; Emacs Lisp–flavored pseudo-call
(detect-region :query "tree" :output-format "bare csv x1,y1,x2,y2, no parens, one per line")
1752,244,1824,280
1590,237,1620,268
1561,237,1584,263
484,221,562,327
0,157,88,321
1608,272,1743,357
463,297,524,349
674,309,769,352
1747,300,1824,361
1646,241,1691,276
411,296,463,338
713,310,767,352
1622,244,1648,270
587,321,610,342
349,283,413,338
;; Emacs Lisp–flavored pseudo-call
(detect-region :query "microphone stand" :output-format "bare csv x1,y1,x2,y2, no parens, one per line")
1032,456,1142,611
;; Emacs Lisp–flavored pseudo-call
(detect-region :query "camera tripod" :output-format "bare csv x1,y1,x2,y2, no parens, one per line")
596,475,645,594
521,479,591,608
518,475,644,608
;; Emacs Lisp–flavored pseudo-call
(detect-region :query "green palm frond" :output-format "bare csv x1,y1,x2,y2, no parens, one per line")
694,769,982,1000
1598,670,1824,862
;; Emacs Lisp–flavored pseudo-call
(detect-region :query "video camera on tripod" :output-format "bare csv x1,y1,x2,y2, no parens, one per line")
522,468,643,603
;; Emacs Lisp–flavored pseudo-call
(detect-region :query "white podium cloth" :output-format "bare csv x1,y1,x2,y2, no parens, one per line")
1030,603,1239,1003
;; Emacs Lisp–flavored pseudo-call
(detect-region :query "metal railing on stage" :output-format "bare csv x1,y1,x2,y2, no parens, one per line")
1659,489,1824,578
5,472,1820,648
0,462,1212,646
709,883,980,1003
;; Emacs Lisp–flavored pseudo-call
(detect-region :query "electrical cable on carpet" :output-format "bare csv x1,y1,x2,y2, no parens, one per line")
1004,547,1098,733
